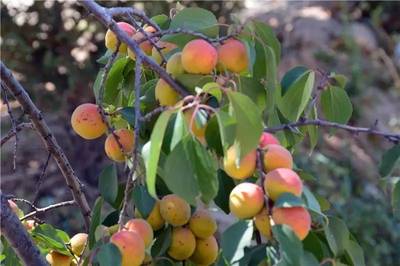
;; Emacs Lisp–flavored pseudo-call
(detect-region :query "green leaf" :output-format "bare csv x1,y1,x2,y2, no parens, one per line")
281,66,308,95
151,226,172,257
278,71,315,121
273,225,303,266
119,107,135,126
237,76,267,110
170,111,189,151
274,193,306,208
321,86,353,124
98,164,118,207
104,57,130,104
205,115,224,157
301,251,320,266
215,109,236,152
379,145,400,177
392,179,400,219
93,69,105,103
146,110,175,197
89,197,103,249
227,91,263,159
151,14,170,30
96,50,114,64
132,185,156,219
238,244,267,266
94,243,122,266
253,20,281,65
307,105,319,153
345,240,365,266
31,224,70,255
214,170,236,214
219,220,254,264
303,232,327,261
175,74,213,93
324,216,349,256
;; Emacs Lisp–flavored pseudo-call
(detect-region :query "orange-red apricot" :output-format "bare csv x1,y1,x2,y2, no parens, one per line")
181,39,217,74
71,103,107,140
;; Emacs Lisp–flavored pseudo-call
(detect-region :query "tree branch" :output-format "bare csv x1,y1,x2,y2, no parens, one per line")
0,193,47,266
1,61,92,230
1,122,33,146
20,200,76,222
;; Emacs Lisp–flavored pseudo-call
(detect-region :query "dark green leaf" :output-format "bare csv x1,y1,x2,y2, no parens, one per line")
281,66,308,95
379,145,400,177
214,170,236,214
253,20,281,65
274,193,305,208
301,251,320,266
237,76,267,110
151,226,172,257
307,105,319,153
119,107,135,126
215,109,236,152
273,225,303,266
303,232,326,261
102,210,119,227
89,197,103,249
132,185,156,219
392,179,400,219
320,86,353,124
324,216,349,256
94,243,122,266
205,115,224,157
175,74,213,93
98,164,118,207
238,244,267,266
345,240,365,266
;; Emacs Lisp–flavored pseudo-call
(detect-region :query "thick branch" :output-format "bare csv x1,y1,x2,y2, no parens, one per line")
0,193,47,266
20,200,76,221
0,61,92,230
1,122,33,146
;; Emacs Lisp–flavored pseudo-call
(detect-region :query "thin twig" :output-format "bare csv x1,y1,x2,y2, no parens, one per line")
140,106,167,122
1,85,18,170
1,122,33,146
32,152,52,205
107,7,161,32
20,200,76,221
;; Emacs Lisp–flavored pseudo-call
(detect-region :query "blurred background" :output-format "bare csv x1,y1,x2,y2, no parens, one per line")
1,1,399,265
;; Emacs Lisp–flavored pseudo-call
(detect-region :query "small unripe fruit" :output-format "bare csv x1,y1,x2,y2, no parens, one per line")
104,129,134,162
124,219,154,248
272,206,311,240
181,39,217,74
217,39,248,73
229,182,264,219
151,41,177,65
184,108,207,144
105,22,136,54
264,168,303,201
263,144,293,172
71,103,107,140
167,227,196,260
110,231,145,266
259,132,280,148
223,147,256,179
155,79,180,107
160,194,191,226
166,52,185,77
46,251,72,266
190,235,219,265
189,209,217,239
128,26,157,60
254,208,272,240
70,233,88,256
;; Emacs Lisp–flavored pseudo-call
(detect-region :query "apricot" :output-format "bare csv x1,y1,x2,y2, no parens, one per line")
181,39,217,74
155,79,180,107
105,22,136,54
70,233,88,256
217,39,248,73
229,182,264,219
159,194,191,226
184,108,207,144
45,251,72,266
128,26,157,60
254,208,272,240
71,103,107,140
263,144,293,172
264,168,303,201
135,201,165,231
167,227,196,260
110,231,145,266
104,129,134,162
151,41,177,65
223,146,256,180
124,218,153,248
166,52,185,77
272,206,311,240
189,209,217,239
190,236,218,265
259,132,280,148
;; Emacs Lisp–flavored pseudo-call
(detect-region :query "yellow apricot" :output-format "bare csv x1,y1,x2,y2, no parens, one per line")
223,146,257,180
124,218,154,248
259,132,280,149
229,182,264,219
190,236,219,265
159,194,191,226
128,26,157,60
70,233,88,256
110,231,145,266
167,227,196,260
71,103,107,140
263,144,293,172
189,209,217,239
166,52,185,77
181,39,218,74
105,22,136,54
183,108,207,144
146,201,165,231
151,41,177,65
272,206,311,240
104,129,134,162
254,208,272,240
45,251,72,266
264,168,303,201
155,79,180,107
217,39,248,73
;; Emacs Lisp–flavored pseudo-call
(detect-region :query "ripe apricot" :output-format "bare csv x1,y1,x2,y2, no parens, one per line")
189,209,217,239
128,26,157,60
184,108,207,144
272,206,311,240
160,194,191,226
71,103,107,140
105,22,136,54
167,227,196,260
104,129,134,162
70,233,88,256
190,235,218,265
155,79,180,106
259,132,280,148
223,146,256,180
166,52,185,77
254,208,272,240
136,201,165,231
217,39,248,73
124,218,154,248
151,41,177,65
45,251,72,266
229,182,264,219
110,231,145,266
263,144,293,172
264,168,303,201
181,39,217,74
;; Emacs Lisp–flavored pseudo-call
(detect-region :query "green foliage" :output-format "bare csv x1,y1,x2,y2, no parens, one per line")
98,164,119,207
94,243,122,266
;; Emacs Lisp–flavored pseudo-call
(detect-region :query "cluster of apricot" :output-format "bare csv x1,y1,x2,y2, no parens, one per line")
225,132,312,241
109,194,218,266
45,233,88,266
